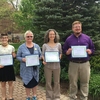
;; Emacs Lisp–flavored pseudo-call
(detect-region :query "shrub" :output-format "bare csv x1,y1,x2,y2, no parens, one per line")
90,55,100,73
60,54,69,81
14,59,20,75
60,67,68,81
89,74,100,100
39,64,45,83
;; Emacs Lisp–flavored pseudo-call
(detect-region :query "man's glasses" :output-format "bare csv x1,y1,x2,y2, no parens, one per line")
26,36,33,38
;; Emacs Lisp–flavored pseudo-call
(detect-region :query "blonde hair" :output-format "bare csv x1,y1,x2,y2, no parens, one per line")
72,21,82,27
24,30,34,38
44,29,60,43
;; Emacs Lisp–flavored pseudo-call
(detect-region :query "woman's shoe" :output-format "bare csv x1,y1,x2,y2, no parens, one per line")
32,96,37,100
26,97,31,100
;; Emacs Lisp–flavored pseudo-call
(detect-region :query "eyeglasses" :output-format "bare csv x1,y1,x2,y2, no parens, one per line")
2,37,8,39
73,26,81,29
26,36,33,38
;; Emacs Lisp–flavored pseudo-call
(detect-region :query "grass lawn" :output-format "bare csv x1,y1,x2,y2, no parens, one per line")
10,43,22,51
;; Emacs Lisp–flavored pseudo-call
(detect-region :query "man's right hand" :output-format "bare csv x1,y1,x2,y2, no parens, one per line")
66,48,72,55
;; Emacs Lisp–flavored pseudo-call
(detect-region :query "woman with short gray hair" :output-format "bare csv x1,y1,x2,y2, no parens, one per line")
17,30,41,100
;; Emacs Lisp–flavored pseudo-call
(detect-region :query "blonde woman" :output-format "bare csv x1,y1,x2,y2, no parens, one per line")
17,30,41,100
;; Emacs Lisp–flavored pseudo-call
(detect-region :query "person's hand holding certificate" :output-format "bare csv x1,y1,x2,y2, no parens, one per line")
45,51,60,62
0,54,13,66
71,46,87,58
25,55,40,67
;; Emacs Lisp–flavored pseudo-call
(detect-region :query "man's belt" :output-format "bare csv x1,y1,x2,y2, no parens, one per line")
71,60,88,63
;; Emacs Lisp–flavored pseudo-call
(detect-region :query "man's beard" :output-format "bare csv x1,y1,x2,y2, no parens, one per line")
76,32,80,35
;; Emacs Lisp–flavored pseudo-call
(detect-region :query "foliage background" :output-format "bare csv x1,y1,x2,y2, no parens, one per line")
12,0,100,99
0,0,100,99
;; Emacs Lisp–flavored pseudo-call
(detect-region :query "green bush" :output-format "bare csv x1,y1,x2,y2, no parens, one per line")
60,54,69,81
14,59,20,75
39,65,45,83
90,55,100,73
89,74,100,100
60,67,68,81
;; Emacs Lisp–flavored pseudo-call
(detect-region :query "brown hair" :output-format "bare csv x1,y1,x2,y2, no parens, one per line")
44,29,60,43
72,21,82,27
1,33,8,37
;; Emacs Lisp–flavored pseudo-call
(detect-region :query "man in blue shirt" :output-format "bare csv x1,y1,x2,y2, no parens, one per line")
63,21,95,100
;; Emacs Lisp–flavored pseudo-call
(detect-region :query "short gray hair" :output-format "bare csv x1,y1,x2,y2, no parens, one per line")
24,30,34,38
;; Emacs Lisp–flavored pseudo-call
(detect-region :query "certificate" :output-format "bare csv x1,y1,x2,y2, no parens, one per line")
0,54,13,66
71,46,87,58
45,51,60,62
25,55,40,67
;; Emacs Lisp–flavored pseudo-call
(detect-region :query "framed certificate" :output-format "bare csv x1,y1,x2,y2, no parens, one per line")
0,54,13,66
45,51,60,62
25,55,40,67
71,46,87,58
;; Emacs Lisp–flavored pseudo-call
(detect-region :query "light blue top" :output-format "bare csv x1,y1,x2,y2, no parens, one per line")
17,43,41,85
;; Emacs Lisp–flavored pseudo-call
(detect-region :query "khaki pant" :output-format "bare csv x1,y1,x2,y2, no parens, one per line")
44,67,60,100
68,61,90,100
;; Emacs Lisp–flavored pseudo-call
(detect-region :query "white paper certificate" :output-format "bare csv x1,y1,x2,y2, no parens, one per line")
45,51,60,62
25,55,40,67
71,46,87,58
0,54,13,66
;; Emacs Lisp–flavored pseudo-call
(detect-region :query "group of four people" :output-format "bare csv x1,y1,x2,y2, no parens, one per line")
0,21,95,100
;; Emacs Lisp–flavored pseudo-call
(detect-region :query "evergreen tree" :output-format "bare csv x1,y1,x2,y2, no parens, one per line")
13,0,100,46
33,0,100,43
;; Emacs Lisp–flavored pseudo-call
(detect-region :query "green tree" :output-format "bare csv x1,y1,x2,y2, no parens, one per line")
0,0,16,33
13,0,100,46
33,0,100,43
0,0,12,18
12,0,36,31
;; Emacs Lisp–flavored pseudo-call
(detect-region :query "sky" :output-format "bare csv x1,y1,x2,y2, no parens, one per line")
7,0,21,10
13,0,21,5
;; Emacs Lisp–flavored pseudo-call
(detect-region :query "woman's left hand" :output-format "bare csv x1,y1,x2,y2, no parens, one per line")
59,54,62,59
43,61,47,65
12,52,16,58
